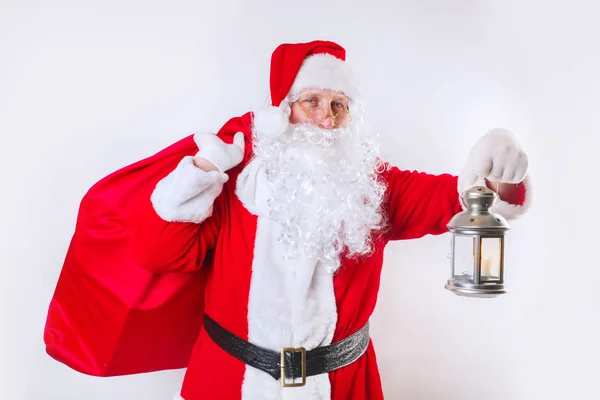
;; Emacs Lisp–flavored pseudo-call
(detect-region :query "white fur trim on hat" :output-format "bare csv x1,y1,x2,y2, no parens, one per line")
290,53,361,100
252,103,290,139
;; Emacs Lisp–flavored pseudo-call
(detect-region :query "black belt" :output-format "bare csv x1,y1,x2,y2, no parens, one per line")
203,315,370,387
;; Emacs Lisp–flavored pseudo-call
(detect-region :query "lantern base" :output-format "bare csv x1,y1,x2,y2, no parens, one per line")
445,280,508,298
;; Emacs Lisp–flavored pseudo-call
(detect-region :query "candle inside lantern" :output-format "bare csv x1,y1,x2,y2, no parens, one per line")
481,258,492,277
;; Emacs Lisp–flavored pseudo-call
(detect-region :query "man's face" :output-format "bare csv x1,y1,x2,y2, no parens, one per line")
289,89,351,129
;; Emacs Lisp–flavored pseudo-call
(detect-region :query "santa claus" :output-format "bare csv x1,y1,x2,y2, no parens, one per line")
45,40,530,400
131,40,531,399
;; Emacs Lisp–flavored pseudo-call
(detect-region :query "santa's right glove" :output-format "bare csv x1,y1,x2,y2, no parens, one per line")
150,132,245,223
193,131,245,173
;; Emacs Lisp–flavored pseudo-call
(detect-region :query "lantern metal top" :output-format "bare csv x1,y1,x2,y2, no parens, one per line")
447,186,510,235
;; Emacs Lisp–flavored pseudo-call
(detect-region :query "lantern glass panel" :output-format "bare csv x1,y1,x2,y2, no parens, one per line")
452,235,475,282
480,237,502,281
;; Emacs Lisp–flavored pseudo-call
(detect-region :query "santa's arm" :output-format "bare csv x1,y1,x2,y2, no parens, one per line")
132,132,245,273
384,129,531,241
383,168,463,240
132,156,227,273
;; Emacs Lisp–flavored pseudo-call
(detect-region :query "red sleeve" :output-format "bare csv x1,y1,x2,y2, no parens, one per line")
382,166,463,241
131,192,222,273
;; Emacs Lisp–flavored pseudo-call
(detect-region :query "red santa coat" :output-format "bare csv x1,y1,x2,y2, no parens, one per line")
131,114,471,400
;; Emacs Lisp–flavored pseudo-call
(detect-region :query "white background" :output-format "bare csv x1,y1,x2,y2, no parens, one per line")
1,0,598,399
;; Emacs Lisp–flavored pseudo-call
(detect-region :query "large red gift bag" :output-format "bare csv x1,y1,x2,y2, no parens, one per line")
44,113,253,376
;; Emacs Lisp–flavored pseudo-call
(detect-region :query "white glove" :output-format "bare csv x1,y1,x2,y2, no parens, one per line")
458,128,529,193
193,131,245,173
151,158,228,223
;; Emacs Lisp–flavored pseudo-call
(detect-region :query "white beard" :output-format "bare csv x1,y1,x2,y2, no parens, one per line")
252,113,387,273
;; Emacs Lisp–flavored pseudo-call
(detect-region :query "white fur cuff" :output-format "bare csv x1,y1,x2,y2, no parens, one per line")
151,156,228,223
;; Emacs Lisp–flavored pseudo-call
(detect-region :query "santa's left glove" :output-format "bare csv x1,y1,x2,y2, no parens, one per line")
458,128,531,219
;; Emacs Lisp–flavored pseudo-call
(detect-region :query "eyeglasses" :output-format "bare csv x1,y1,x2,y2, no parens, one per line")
300,107,352,129
294,98,352,128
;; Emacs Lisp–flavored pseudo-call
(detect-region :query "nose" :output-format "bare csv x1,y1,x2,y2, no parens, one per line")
318,104,336,129
319,115,335,129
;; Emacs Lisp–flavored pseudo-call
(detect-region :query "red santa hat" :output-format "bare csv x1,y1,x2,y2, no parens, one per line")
252,40,361,138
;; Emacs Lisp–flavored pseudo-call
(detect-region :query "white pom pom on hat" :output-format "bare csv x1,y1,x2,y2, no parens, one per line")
252,103,291,139
252,40,361,139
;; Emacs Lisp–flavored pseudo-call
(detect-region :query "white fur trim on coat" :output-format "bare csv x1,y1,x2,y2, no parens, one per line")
235,158,272,217
237,158,337,400
291,53,361,101
150,156,228,223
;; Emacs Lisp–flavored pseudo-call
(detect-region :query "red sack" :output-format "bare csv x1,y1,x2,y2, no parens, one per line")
44,113,254,377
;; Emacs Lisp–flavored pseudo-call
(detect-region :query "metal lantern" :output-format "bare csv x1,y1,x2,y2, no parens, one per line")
445,186,510,298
